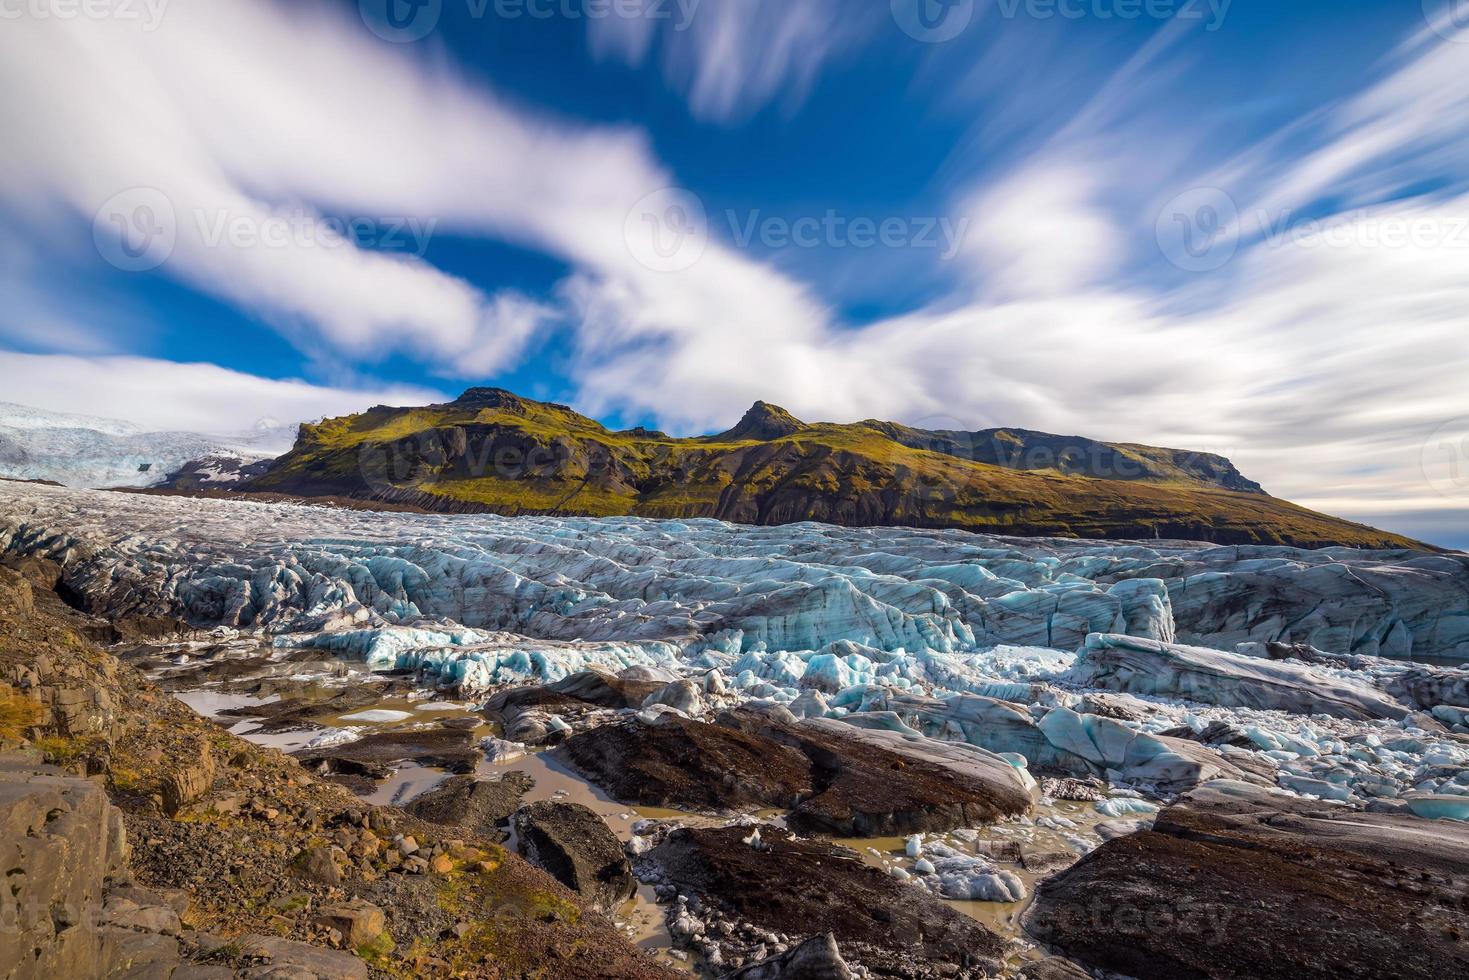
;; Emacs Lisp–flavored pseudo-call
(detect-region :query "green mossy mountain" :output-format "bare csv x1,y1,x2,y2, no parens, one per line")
246,388,1421,549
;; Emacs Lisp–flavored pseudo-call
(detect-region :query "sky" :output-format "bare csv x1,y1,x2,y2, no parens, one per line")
1,0,1468,547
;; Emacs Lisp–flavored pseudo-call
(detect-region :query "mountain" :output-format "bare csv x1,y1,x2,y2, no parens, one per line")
0,402,296,490
246,388,1422,549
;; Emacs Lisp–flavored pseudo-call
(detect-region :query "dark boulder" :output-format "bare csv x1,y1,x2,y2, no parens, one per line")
645,826,1006,979
1024,781,1469,980
405,771,535,838
512,800,636,914
558,714,814,812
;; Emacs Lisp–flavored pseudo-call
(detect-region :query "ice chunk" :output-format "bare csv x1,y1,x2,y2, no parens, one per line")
338,709,412,723
1406,796,1469,821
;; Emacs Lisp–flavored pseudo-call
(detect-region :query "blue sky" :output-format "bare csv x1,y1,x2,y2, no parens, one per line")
2,0,1468,547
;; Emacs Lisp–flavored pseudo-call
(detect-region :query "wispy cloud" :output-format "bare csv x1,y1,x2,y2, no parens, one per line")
587,0,878,122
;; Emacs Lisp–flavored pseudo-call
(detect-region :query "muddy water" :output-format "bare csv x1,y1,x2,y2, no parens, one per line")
830,799,1116,969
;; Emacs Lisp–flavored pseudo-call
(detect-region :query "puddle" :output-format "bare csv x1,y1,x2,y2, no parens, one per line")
359,760,455,807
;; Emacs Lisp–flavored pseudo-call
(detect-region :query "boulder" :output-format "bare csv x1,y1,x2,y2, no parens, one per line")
405,771,534,837
512,800,636,913
645,826,1006,979
558,715,814,812
747,715,1036,835
312,899,387,949
563,710,1033,835
550,668,668,708
236,935,370,980
483,686,602,745
1025,780,1469,979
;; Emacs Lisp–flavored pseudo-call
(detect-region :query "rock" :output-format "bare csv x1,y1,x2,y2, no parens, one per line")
1068,634,1411,721
563,711,1033,835
405,771,534,837
1019,847,1075,874
749,715,1037,835
1040,777,1106,802
721,932,853,979
101,896,183,936
483,682,618,745
1017,957,1092,980
291,845,342,886
559,715,814,812
550,668,668,708
236,935,370,980
0,753,132,980
512,800,636,914
1025,780,1469,979
161,754,215,816
312,899,387,949
645,826,1006,978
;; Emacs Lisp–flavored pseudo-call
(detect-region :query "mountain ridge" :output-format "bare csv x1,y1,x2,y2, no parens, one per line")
244,389,1424,550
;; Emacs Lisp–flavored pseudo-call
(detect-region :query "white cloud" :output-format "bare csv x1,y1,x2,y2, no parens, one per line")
0,1,652,377
587,0,876,122
0,352,441,435
958,162,1120,298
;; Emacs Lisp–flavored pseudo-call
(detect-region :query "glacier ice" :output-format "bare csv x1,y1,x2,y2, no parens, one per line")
1069,634,1413,721
3,482,1469,815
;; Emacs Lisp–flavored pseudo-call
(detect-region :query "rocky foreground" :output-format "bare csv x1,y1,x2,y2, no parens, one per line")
2,483,1469,978
0,562,673,979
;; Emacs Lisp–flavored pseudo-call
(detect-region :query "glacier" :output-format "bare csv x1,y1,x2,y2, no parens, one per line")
2,481,1469,817
0,400,294,489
